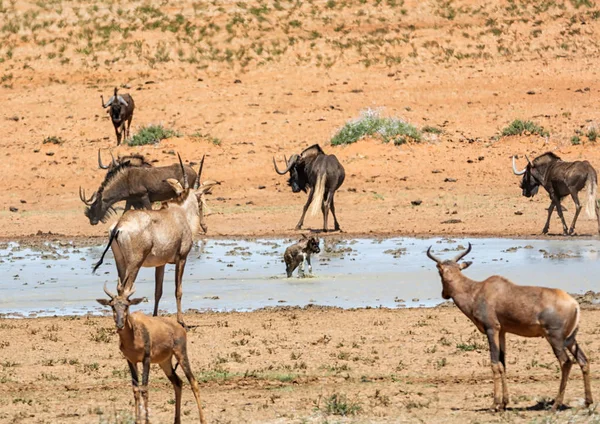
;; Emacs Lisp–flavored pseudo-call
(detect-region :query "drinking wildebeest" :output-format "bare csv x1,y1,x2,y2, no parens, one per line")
98,148,152,170
273,144,345,232
101,87,135,145
79,159,200,225
93,155,219,328
284,235,320,277
512,152,600,235
97,281,206,424
427,243,593,411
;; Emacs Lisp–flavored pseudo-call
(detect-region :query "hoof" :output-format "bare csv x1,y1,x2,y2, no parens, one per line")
490,402,505,412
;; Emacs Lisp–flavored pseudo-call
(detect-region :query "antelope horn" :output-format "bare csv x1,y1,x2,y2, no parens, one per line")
103,282,116,299
109,149,117,167
525,155,532,166
194,155,205,189
273,154,296,175
426,246,442,264
512,156,527,175
117,95,128,106
177,153,189,190
98,149,109,169
453,242,472,263
123,283,136,300
79,187,96,205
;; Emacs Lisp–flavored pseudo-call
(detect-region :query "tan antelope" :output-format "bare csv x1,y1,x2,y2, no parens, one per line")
427,243,593,411
93,154,219,328
97,282,206,424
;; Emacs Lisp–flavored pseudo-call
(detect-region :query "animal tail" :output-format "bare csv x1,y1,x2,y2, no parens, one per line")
309,175,326,217
93,227,119,273
583,171,598,219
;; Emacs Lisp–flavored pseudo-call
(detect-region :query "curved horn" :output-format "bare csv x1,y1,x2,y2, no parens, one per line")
512,156,527,175
117,95,128,106
177,153,189,190
525,155,532,166
426,246,442,264
109,149,117,167
103,282,116,299
452,242,472,263
273,154,296,175
123,283,136,300
194,155,205,189
98,149,109,169
79,187,96,205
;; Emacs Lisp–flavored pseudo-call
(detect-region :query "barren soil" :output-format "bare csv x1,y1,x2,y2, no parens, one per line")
1,307,599,424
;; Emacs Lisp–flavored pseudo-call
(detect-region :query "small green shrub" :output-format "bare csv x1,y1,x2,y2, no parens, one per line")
127,124,180,146
330,108,421,146
422,125,442,135
571,135,581,145
500,119,549,137
586,126,598,142
320,393,362,416
43,136,64,145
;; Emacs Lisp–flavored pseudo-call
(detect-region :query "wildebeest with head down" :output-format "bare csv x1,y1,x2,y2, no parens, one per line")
97,148,152,170
101,87,135,145
79,159,201,226
512,152,600,235
273,144,345,232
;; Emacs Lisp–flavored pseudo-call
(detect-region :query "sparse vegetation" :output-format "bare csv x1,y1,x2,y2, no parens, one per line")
331,108,421,146
500,120,549,137
127,124,180,146
316,393,362,416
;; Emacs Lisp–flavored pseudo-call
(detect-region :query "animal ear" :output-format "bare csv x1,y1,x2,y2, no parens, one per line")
459,261,472,270
128,297,145,306
96,299,111,306
301,234,308,239
198,180,220,195
165,178,184,195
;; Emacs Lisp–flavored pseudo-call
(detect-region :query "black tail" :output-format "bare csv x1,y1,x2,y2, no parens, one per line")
93,227,119,273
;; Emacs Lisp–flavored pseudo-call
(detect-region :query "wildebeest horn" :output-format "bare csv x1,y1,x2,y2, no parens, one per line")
79,187,96,205
512,156,527,175
453,242,472,262
525,155,532,166
177,153,189,190
103,282,116,299
98,149,109,169
117,95,128,106
194,155,205,190
426,246,442,264
273,154,297,175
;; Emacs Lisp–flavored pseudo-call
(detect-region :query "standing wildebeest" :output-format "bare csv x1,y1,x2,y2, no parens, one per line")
79,160,199,226
512,152,600,235
273,144,345,232
93,155,218,328
102,87,135,145
284,235,320,277
427,243,593,411
98,148,152,170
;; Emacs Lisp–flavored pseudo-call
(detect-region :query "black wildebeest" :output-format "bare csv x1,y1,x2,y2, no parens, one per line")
284,235,320,277
512,152,600,235
273,144,345,232
427,243,593,411
79,160,200,226
102,87,135,145
98,148,152,170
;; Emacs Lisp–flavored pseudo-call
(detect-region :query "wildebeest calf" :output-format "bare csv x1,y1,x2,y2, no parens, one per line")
284,235,320,277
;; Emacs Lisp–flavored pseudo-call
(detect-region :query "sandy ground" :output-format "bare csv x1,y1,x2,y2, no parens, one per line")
3,1,600,423
0,307,599,424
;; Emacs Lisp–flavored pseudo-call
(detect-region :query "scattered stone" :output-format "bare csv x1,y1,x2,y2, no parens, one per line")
234,79,242,84
384,248,407,258
9,206,18,212
441,219,462,224
444,178,457,183
527,90,536,95
258,185,266,190
8,115,18,121
514,211,523,215
46,152,55,156
20,200,26,204
432,169,442,174
411,200,422,206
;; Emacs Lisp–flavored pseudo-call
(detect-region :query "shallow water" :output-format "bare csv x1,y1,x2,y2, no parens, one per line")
0,237,599,318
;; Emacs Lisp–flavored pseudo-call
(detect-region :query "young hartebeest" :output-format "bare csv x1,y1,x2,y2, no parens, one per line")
93,154,219,328
97,282,206,424
427,243,593,411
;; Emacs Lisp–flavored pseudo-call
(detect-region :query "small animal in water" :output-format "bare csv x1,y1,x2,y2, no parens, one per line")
284,235,320,277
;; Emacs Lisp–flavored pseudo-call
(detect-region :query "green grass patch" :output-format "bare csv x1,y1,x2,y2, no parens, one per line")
317,393,362,416
43,135,64,145
330,108,422,146
500,119,549,137
127,124,180,146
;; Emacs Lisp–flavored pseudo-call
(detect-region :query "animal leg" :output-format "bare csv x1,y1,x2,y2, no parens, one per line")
174,344,207,424
127,361,142,424
486,328,505,411
141,355,151,424
553,197,570,235
542,202,555,234
298,254,306,277
154,266,165,317
295,189,315,230
321,192,331,232
116,124,122,146
596,201,600,235
499,331,509,408
548,335,573,411
126,114,133,140
175,258,188,328
160,359,183,424
568,190,582,235
140,194,152,210
567,341,593,407
330,191,341,232
285,262,295,278
306,253,312,274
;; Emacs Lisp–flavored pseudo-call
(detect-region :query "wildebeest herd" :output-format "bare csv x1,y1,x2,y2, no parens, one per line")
79,88,598,422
